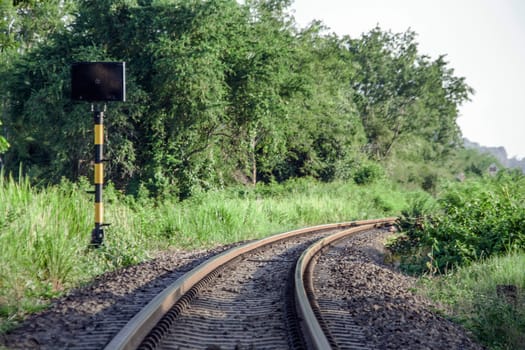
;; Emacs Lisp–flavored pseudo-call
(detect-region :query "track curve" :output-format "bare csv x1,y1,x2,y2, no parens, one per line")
294,221,394,350
106,219,393,349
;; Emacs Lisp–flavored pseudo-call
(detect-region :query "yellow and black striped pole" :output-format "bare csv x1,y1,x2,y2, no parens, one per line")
91,104,106,247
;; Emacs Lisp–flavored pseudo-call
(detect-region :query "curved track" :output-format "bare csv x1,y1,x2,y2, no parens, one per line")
295,224,405,349
294,223,383,350
1,217,483,350
105,219,394,349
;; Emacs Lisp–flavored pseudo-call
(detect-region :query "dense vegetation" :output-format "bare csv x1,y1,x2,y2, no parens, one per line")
0,172,412,332
1,0,475,196
390,170,525,274
1,1,523,348
386,170,525,349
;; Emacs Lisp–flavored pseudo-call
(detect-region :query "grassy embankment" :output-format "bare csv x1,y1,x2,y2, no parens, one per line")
0,172,412,332
2,170,523,349
388,172,525,350
423,252,525,350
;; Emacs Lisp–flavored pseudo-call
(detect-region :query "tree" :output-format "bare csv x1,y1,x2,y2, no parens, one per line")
144,0,241,195
347,27,473,161
0,0,76,159
1,0,475,197
223,0,297,184
268,24,364,182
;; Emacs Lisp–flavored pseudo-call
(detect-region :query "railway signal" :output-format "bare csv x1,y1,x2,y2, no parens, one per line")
71,62,126,247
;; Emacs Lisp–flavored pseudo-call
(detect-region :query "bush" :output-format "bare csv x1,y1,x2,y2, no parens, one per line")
353,162,384,185
389,170,525,273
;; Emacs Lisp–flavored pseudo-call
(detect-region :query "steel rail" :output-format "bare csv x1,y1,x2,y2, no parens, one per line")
294,218,396,350
105,219,390,350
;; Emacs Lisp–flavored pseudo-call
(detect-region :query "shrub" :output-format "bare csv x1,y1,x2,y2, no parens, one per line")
353,162,384,185
389,170,525,273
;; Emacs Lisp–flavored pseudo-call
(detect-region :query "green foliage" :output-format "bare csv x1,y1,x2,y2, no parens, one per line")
2,0,77,156
0,0,75,53
353,161,384,185
450,147,501,178
270,29,364,183
0,120,8,153
348,28,472,162
0,0,474,197
390,171,525,273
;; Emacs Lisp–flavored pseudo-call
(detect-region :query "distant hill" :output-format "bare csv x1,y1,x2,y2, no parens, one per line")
464,138,525,173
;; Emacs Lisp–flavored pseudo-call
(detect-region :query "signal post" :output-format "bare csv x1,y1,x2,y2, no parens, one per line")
92,104,106,246
71,62,126,247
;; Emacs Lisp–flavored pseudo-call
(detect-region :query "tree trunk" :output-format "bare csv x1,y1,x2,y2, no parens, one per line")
251,134,256,186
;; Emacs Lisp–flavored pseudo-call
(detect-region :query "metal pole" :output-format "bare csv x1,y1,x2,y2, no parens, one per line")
91,104,106,247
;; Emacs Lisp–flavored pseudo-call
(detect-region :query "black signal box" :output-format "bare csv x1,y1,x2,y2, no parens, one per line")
71,62,126,102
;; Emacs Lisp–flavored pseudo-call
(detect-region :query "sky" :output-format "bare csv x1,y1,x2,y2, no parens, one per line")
288,0,525,159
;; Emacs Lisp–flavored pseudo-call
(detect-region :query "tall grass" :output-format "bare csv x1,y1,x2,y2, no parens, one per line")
0,173,413,332
119,178,410,248
0,174,93,331
422,252,525,350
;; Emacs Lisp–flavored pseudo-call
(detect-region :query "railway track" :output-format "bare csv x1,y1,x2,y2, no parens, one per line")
106,219,394,350
295,224,381,350
2,217,482,350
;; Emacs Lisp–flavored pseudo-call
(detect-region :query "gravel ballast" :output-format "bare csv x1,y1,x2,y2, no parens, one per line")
313,229,484,349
